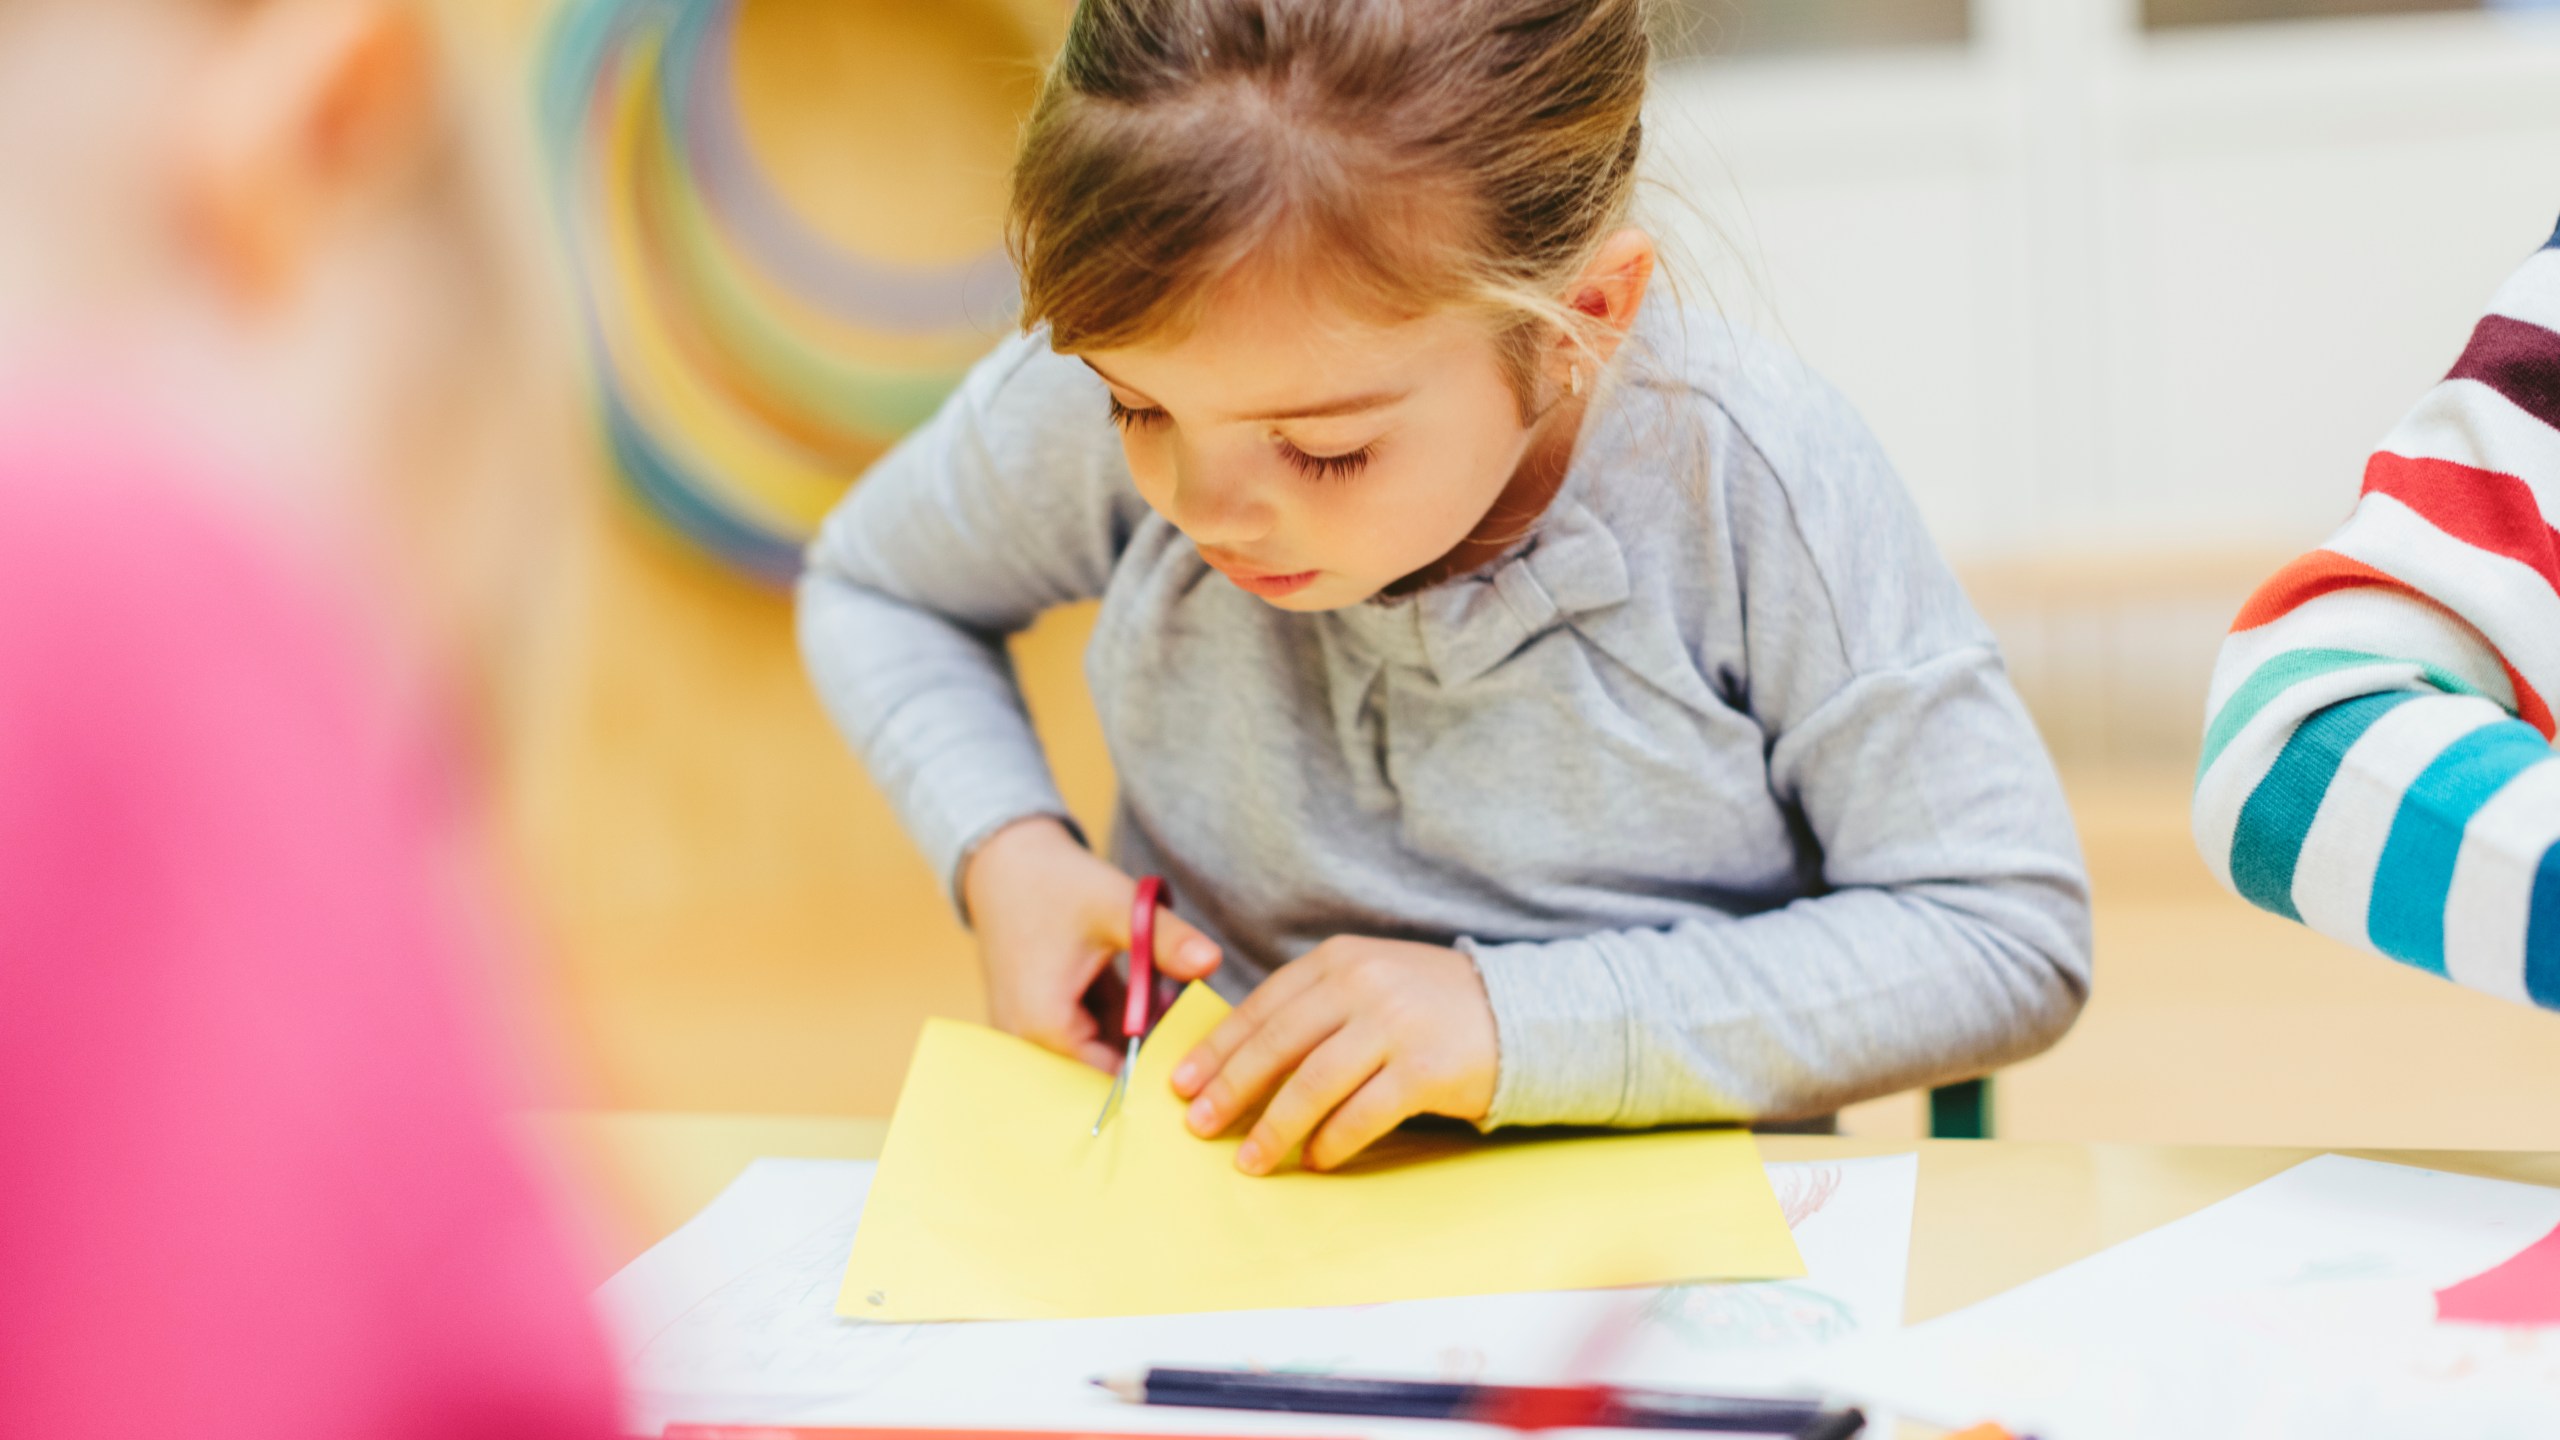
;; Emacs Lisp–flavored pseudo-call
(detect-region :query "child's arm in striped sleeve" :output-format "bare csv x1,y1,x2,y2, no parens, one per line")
2193,215,2560,1007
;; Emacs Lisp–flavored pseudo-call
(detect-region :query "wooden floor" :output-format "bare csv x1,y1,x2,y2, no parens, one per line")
504,502,2560,1152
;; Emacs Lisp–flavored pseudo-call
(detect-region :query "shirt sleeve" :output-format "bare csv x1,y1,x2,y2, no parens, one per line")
1464,359,2094,1128
797,329,1140,902
2192,217,2560,1007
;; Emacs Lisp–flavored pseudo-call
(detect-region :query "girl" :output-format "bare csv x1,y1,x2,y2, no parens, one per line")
801,0,2092,1174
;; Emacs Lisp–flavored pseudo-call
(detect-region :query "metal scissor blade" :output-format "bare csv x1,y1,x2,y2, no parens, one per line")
1089,1035,1142,1136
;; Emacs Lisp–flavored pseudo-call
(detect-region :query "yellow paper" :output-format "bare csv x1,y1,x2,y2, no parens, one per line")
838,984,1803,1322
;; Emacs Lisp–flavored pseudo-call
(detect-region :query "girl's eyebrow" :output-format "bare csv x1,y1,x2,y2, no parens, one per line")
1235,389,1411,422
1080,359,1407,422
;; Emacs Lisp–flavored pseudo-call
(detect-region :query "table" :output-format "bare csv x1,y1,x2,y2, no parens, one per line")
533,1113,2560,1326
535,1114,2560,1439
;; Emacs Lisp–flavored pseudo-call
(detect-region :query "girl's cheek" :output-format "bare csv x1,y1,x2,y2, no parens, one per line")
1373,453,1485,533
1304,469,1424,573
1118,436,1176,515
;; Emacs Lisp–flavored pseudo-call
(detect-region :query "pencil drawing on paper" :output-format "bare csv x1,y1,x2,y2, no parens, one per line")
630,1210,933,1394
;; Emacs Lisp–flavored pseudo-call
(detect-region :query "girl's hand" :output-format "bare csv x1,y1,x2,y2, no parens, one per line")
960,817,1223,1072
1169,937,1498,1175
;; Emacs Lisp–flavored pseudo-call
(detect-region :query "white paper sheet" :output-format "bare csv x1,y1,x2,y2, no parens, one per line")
1807,1154,2560,1440
597,1153,1917,1435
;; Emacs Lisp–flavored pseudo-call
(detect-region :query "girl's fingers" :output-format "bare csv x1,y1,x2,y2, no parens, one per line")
1172,949,1330,1098
1185,986,1346,1138
1025,1020,1123,1074
1087,879,1219,1000
1078,963,1127,1038
1067,1007,1126,1073
1302,1069,1417,1172
1146,905,1223,983
1238,1030,1384,1176
1029,970,1124,1073
1071,1036,1126,1073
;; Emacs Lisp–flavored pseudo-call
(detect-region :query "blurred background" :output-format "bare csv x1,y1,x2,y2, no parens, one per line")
471,0,2560,1154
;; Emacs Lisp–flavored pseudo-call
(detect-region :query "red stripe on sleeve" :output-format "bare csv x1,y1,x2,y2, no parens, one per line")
2230,548,2402,632
2361,452,2560,597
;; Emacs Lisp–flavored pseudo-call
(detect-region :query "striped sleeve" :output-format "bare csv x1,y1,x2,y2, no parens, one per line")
2194,215,2560,1009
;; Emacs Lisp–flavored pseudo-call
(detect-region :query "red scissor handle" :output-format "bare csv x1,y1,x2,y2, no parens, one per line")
1125,875,1169,1042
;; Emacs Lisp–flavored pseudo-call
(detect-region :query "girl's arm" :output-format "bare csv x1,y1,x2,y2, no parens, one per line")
1465,648,2094,1127
2192,219,2560,1008
797,331,1139,899
1470,360,2096,1129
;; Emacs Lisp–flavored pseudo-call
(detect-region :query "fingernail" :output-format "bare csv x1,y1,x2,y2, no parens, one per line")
1172,1060,1197,1090
1235,1140,1263,1172
1182,938,1217,967
1187,1096,1214,1132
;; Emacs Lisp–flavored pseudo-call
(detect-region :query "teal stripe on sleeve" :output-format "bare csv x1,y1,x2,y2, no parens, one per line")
2528,840,2560,1010
2197,649,2479,784
2229,692,2416,922
2367,720,2555,974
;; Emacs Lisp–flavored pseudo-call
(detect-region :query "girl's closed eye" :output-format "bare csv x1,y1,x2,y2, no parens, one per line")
1278,438,1374,483
1106,395,1167,431
1108,388,1374,482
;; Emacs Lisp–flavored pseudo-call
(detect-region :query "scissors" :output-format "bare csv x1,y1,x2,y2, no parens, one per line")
1090,875,1172,1137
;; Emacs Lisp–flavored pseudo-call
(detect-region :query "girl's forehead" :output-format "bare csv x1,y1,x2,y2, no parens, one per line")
1088,281,1490,409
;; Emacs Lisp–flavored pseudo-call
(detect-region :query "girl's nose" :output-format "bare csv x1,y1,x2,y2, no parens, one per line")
1167,447,1276,548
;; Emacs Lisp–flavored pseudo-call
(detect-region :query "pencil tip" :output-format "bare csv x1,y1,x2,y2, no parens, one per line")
1092,1370,1142,1402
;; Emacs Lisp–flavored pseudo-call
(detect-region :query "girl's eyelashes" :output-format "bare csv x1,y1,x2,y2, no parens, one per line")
1280,441,1374,483
1106,395,1167,431
1106,393,1371,481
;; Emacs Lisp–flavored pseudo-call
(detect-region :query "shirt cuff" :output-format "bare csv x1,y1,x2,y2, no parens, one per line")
1458,933,1635,1129
897,745,1079,915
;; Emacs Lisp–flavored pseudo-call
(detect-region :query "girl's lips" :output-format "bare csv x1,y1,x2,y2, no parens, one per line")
1210,562,1320,598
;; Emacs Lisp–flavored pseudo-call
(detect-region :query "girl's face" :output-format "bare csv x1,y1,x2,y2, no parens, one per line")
1078,273,1554,611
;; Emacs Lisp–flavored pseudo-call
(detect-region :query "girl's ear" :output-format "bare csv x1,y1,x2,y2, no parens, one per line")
173,0,435,307
1555,227,1658,378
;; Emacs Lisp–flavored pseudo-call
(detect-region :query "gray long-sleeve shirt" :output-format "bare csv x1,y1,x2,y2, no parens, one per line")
798,301,2092,1128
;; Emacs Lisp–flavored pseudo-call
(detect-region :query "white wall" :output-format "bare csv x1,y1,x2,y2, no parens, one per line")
1642,0,2560,760
1646,0,2560,557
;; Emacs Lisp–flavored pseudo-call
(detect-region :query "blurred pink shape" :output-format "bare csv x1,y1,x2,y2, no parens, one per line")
2436,1221,2560,1327
0,427,618,1438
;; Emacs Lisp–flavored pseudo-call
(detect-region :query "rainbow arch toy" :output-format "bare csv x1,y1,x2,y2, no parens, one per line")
539,0,1036,583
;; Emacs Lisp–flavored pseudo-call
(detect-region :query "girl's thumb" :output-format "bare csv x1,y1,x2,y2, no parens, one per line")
1147,904,1223,983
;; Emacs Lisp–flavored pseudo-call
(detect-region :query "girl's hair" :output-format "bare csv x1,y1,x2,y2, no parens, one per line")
1006,0,1652,404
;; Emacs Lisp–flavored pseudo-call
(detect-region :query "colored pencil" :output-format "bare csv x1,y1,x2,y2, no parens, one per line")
1096,1367,1865,1436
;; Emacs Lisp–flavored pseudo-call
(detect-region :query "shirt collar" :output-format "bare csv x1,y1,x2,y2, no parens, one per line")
1409,497,1633,686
